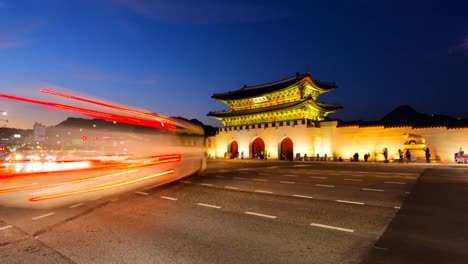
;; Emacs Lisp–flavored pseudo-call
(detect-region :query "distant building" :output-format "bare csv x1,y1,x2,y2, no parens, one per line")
33,122,47,143
207,72,468,162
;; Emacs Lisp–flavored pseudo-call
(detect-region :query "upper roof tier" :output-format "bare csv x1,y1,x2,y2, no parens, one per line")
211,72,337,100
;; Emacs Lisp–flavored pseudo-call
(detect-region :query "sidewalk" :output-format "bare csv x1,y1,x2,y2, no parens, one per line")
361,168,468,264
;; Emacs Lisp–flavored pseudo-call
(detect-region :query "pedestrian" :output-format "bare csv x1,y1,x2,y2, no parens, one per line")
364,153,369,162
425,148,431,163
398,149,403,163
383,148,388,163
241,151,244,160
406,149,411,163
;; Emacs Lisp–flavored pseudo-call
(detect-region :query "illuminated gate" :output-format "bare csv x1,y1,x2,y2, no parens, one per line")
280,138,294,160
229,140,238,159
251,138,265,159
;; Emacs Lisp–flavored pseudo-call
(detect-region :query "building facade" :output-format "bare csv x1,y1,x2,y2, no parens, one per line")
207,72,468,163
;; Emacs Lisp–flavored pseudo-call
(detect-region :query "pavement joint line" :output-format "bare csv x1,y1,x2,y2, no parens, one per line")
310,176,327,179
316,184,335,188
385,181,407,184
362,188,384,192
161,196,177,201
32,212,55,220
200,183,214,187
280,181,295,184
234,177,246,180
225,186,240,190
344,178,363,181
180,181,191,184
255,190,273,194
253,178,268,182
310,223,354,233
336,200,365,205
197,203,221,209
69,203,84,208
244,211,277,219
136,191,149,195
0,225,13,231
293,194,313,199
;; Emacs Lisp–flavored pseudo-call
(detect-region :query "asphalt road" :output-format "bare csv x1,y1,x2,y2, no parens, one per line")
1,160,467,263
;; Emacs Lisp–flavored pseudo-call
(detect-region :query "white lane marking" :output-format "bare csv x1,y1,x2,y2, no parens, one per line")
161,196,177,201
357,171,369,174
255,190,273,194
90,196,102,201
362,188,384,192
180,180,191,184
200,183,214,187
376,175,391,178
225,186,240,190
310,223,354,233
253,179,268,182
69,203,84,208
218,170,229,173
344,178,362,182
280,181,295,184
405,176,417,180
316,184,335,188
197,203,221,209
385,181,407,185
376,172,389,175
283,174,298,177
136,191,149,195
245,211,277,219
234,177,246,180
310,176,327,179
394,206,401,209
0,225,13,231
30,185,66,196
215,175,225,178
336,200,365,205
293,194,313,199
32,212,55,220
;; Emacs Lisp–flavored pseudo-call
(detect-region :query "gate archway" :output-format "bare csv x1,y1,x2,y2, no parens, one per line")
229,140,238,159
280,138,294,160
251,138,265,159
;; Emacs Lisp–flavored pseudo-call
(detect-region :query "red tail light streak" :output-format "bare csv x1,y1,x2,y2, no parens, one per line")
40,88,175,124
0,93,176,131
29,169,175,202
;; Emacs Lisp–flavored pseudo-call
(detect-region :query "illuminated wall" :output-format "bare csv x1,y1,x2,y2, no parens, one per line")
206,123,468,163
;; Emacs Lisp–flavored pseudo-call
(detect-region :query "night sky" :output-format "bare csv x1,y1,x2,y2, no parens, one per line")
1,0,467,128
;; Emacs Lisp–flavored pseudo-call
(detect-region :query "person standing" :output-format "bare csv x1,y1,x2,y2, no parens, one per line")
406,149,411,163
425,148,431,163
383,148,388,163
398,149,403,163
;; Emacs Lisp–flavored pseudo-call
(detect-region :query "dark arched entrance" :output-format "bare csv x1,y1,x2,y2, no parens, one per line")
251,138,265,159
280,138,294,160
229,141,238,159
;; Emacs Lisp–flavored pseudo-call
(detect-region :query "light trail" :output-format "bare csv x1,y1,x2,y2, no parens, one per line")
0,94,176,131
40,88,175,124
29,169,175,201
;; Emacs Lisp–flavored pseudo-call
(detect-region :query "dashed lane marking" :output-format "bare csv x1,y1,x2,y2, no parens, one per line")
293,194,313,199
32,212,55,220
316,184,335,188
336,200,365,205
280,181,295,184
225,186,240,190
255,190,273,194
69,203,84,208
161,196,177,201
136,191,149,195
310,223,354,233
310,176,327,179
253,179,268,182
283,174,298,177
197,203,221,209
344,178,363,182
234,177,246,180
180,181,192,184
362,188,384,192
394,206,401,209
376,176,391,178
385,181,407,185
0,225,13,231
200,183,214,187
90,196,102,201
244,211,277,219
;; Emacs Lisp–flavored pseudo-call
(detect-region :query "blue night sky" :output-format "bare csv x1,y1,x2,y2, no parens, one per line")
1,0,467,128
